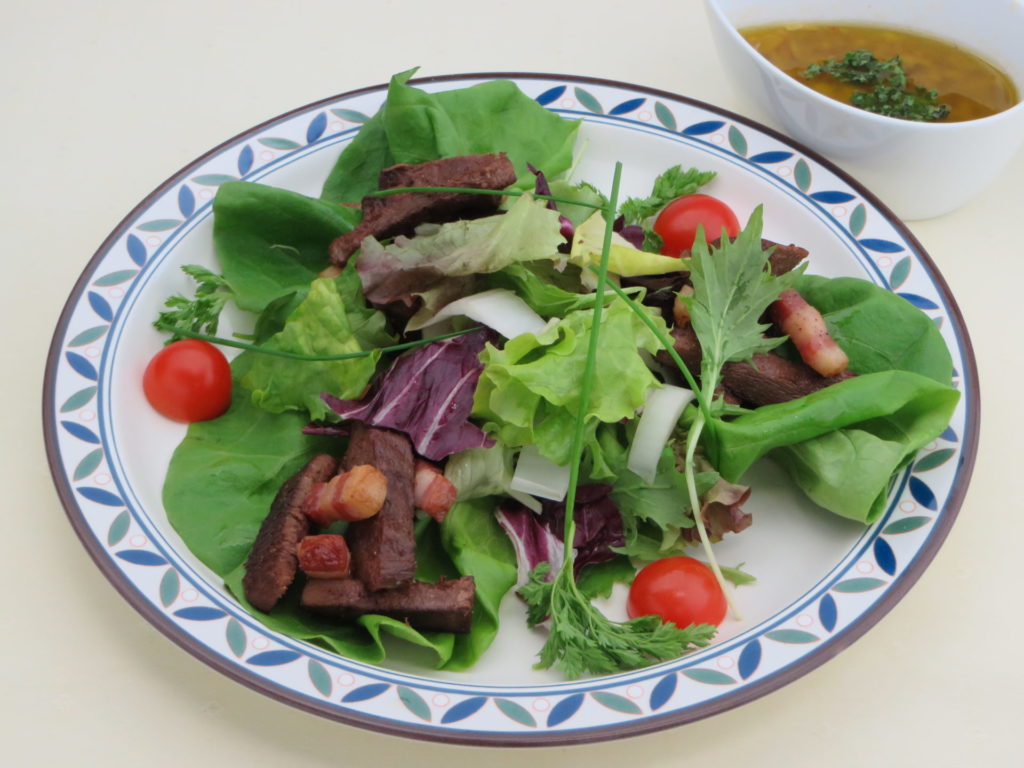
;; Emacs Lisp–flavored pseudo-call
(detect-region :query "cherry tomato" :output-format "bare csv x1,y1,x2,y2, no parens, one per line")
653,194,740,256
143,339,232,422
627,556,726,627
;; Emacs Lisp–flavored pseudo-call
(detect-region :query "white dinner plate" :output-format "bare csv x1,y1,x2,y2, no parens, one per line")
44,73,978,745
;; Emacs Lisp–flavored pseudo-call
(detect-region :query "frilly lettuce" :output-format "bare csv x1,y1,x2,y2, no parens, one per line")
357,193,564,310
238,268,394,421
472,297,666,466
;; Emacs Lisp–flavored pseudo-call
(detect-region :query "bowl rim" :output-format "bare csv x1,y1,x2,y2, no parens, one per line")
704,0,1024,130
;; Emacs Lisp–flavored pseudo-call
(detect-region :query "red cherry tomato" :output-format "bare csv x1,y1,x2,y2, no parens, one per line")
627,556,726,627
653,194,740,256
143,339,232,422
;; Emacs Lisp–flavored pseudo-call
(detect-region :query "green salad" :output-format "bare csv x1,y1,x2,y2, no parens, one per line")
154,70,959,679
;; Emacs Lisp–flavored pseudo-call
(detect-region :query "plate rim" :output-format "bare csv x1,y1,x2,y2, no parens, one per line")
42,71,980,746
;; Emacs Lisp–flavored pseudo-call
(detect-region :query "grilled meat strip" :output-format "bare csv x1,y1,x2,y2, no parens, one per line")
243,454,338,613
301,576,476,634
722,352,855,407
329,153,517,266
342,423,416,591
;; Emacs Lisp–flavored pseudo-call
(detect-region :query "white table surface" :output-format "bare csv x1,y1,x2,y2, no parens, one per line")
6,1,1022,765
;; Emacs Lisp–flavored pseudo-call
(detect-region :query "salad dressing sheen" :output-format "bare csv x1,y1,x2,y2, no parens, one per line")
740,23,1019,121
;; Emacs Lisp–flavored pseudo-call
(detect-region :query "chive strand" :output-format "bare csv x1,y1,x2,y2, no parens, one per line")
558,161,623,583
156,325,483,362
366,185,604,210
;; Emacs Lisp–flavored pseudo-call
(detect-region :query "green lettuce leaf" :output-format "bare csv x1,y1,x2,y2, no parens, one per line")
473,297,665,465
165,383,517,669
212,181,359,313
480,263,593,318
239,273,392,421
438,498,518,670
707,273,960,523
794,274,953,382
546,179,608,227
163,386,337,576
321,70,580,203
444,444,516,502
358,194,564,280
588,424,717,559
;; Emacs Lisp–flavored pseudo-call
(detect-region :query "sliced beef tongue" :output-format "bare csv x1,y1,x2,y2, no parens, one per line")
243,454,339,613
342,423,417,591
301,576,476,634
722,352,855,407
329,152,517,266
677,237,808,276
762,239,808,276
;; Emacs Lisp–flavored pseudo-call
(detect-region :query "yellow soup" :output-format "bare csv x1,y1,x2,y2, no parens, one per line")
740,23,1019,122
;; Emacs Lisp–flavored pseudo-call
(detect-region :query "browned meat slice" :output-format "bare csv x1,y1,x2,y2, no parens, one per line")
329,153,517,265
722,352,855,406
342,423,416,591
763,239,809,276
676,237,807,276
301,576,476,633
242,454,338,613
668,322,702,373
620,272,690,325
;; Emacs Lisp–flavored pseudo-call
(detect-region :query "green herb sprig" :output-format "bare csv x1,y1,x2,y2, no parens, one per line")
619,166,717,252
804,49,950,121
677,210,802,612
519,162,717,678
619,165,717,225
155,264,236,341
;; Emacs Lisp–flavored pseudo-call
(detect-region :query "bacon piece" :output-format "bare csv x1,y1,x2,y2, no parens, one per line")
672,284,694,326
770,289,849,377
297,535,352,579
413,460,457,523
304,464,388,526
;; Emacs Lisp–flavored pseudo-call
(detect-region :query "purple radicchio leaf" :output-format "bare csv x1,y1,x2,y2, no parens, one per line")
613,214,645,250
528,163,574,243
539,483,624,573
497,483,625,587
320,329,494,460
682,476,752,544
495,503,565,588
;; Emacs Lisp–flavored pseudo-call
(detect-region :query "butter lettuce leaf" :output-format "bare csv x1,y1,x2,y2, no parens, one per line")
166,384,516,669
163,386,337,577
708,273,959,523
212,181,359,313
239,272,393,421
473,297,666,465
321,70,580,203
